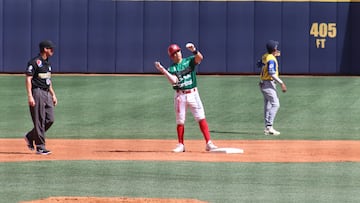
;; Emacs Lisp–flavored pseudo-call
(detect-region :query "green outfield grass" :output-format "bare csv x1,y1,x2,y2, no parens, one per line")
1,75,360,140
1,75,360,203
1,161,360,203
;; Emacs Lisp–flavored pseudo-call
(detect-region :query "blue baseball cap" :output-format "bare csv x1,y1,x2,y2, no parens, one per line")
266,40,279,53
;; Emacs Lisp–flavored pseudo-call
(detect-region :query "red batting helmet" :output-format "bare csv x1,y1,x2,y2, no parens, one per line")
168,44,181,56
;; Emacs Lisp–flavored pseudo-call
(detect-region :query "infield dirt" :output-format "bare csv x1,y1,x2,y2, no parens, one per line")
1,139,360,162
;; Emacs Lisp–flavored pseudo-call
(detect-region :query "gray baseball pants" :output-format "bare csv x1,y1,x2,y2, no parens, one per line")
26,88,54,149
259,80,280,127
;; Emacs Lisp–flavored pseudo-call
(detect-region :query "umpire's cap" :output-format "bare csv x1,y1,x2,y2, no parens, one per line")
39,40,56,50
168,44,181,56
266,40,279,53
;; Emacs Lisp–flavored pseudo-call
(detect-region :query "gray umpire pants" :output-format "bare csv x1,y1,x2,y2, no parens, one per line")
26,88,54,149
259,80,280,127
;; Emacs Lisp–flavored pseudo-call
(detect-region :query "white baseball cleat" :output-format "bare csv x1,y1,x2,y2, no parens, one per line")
264,126,280,136
173,143,185,153
206,140,218,151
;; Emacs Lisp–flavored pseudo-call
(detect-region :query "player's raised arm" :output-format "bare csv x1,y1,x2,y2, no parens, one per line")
154,61,178,85
186,43,203,64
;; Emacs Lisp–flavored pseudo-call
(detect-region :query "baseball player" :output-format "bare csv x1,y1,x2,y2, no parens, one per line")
24,40,57,155
258,40,287,136
154,43,218,152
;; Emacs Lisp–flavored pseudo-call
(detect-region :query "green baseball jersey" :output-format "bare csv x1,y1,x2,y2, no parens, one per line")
168,56,197,90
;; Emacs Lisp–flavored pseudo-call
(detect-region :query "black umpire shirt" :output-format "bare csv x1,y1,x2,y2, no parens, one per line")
26,55,52,90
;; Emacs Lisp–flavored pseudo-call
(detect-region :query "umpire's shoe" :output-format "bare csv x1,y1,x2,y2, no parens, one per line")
36,146,52,155
24,134,35,151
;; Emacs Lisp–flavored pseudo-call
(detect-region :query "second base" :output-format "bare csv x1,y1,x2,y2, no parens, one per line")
209,147,244,154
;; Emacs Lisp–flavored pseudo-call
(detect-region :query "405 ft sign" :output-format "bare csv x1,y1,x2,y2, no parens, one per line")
310,22,337,48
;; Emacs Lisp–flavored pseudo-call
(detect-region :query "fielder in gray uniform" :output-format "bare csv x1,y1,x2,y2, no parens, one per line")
24,40,58,155
258,40,287,136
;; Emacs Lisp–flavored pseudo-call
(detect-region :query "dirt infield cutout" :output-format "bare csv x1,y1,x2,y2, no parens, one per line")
20,196,208,203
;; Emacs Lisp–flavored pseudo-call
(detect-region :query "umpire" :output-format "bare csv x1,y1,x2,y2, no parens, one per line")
24,40,58,155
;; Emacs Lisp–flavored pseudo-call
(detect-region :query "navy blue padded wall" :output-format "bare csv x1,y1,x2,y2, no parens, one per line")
171,2,199,45
336,3,351,74
3,0,31,72
227,2,255,73
0,0,359,75
349,4,360,74
254,2,282,73
116,1,144,73
282,3,310,74
309,3,337,74
88,0,116,73
0,0,3,72
198,2,227,73
59,0,88,72
170,1,200,65
143,1,171,73
31,0,60,72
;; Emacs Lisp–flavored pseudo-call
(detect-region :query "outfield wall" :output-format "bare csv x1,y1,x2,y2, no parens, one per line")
0,0,359,74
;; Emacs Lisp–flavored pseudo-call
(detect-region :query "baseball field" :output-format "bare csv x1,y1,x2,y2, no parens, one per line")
1,75,360,203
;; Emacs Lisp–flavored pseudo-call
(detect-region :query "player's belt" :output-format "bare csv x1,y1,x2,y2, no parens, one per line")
34,87,49,92
176,88,196,94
